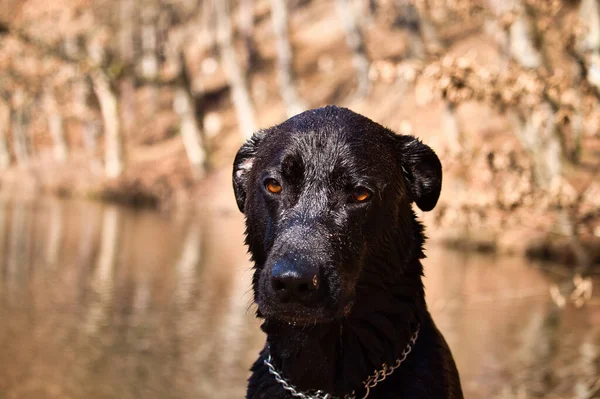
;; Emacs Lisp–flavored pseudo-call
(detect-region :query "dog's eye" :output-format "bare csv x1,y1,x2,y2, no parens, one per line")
352,187,372,203
265,178,282,194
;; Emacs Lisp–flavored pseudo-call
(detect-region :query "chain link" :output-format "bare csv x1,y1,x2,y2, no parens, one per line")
264,325,420,399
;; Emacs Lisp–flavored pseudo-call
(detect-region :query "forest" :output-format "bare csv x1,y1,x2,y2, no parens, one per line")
0,0,599,264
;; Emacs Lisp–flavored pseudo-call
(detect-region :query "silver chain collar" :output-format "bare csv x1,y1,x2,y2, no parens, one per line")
264,325,420,399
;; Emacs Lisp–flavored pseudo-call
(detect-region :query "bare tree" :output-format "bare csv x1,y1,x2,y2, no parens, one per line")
407,3,463,154
42,87,68,162
74,79,100,154
507,5,545,69
269,0,306,117
488,0,566,188
567,0,600,162
441,102,464,154
118,0,138,132
335,0,370,97
0,100,10,169
414,2,443,55
10,89,30,167
91,70,125,179
174,53,207,179
201,0,218,51
88,39,126,179
214,0,257,139
140,0,160,113
510,5,565,188
577,0,600,71
238,0,259,67
395,2,426,59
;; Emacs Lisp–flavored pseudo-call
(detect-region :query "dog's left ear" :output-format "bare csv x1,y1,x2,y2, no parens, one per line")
232,131,265,213
395,135,442,212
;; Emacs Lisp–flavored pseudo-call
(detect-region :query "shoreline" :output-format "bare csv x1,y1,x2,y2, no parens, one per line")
2,168,599,269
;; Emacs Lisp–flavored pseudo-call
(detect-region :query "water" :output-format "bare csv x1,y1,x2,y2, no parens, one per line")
0,198,598,399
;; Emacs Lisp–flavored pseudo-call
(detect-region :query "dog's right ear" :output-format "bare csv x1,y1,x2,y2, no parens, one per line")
232,131,265,213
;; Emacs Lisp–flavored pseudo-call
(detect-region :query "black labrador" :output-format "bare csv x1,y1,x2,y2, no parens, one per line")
233,106,463,398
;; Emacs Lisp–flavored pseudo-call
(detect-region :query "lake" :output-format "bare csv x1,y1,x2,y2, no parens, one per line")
0,198,598,399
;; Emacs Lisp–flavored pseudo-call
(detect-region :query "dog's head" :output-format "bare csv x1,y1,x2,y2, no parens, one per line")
233,106,441,325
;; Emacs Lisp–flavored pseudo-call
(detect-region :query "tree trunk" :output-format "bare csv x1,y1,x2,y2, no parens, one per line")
214,0,257,140
335,0,370,97
417,4,442,54
140,1,159,113
174,51,207,178
43,88,68,162
577,0,600,134
395,2,425,59
74,80,100,154
442,102,464,154
91,70,125,179
570,97,585,163
508,8,543,69
408,3,462,154
119,0,137,133
509,105,562,188
11,90,30,167
269,0,306,117
239,0,259,67
578,0,600,58
174,85,207,178
502,0,566,188
68,37,100,157
141,13,159,80
0,101,10,169
201,0,218,52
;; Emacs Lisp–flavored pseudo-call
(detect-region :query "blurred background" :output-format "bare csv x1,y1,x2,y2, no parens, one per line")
0,0,599,398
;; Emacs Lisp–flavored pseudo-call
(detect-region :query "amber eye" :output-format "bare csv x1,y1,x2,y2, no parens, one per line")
352,187,372,203
265,178,282,194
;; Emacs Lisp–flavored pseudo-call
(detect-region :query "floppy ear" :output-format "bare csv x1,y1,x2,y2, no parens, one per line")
395,135,442,212
232,131,265,213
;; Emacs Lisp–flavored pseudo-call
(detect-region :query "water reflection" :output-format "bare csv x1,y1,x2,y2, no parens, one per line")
0,198,260,399
425,249,600,398
0,198,598,399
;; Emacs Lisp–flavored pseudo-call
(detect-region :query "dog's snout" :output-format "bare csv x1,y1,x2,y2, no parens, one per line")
270,257,320,303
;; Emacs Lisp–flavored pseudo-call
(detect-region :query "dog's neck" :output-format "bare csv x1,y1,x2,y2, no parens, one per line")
262,259,426,397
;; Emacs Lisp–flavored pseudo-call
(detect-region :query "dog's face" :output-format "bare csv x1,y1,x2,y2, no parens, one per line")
233,107,441,325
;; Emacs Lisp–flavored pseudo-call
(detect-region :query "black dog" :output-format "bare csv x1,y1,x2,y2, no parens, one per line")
233,106,463,398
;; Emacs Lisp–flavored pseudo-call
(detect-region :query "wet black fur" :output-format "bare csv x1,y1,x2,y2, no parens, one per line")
233,106,463,398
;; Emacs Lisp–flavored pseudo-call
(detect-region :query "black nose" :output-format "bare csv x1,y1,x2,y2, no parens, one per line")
270,257,320,303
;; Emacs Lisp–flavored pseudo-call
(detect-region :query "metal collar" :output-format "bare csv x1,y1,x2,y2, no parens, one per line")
264,325,420,399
